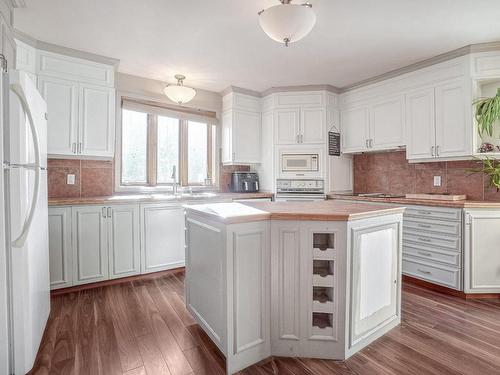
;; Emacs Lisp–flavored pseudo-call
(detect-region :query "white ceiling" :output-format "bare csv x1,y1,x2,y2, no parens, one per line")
13,0,500,93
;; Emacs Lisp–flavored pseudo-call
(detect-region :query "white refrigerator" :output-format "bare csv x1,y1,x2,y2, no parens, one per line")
0,58,50,374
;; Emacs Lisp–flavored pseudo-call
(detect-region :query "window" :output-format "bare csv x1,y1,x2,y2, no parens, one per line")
119,103,216,190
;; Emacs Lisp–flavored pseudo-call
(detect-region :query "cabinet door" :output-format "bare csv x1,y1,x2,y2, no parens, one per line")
108,205,141,279
270,222,301,356
301,107,326,144
435,81,471,158
340,107,369,153
221,110,233,163
464,210,500,293
233,110,261,164
38,76,78,156
79,84,115,157
72,206,109,285
275,108,300,145
48,207,73,290
405,88,435,160
350,222,399,347
140,204,185,274
370,96,405,150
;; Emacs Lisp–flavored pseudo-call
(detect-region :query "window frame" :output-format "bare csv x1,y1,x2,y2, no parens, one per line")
116,105,215,192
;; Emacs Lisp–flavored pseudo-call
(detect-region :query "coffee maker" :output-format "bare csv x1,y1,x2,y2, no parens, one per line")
230,172,260,193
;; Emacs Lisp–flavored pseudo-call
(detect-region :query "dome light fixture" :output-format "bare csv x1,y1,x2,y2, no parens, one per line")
164,74,197,104
258,0,316,47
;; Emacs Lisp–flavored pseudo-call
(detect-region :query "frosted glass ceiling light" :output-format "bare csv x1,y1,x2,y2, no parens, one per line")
258,0,316,47
164,74,197,104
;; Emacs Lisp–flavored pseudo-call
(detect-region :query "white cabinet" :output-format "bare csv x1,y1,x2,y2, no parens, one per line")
370,96,405,150
35,50,116,158
405,88,435,160
108,205,141,279
221,92,261,165
435,81,471,158
48,207,73,290
38,76,79,155
72,204,140,285
340,107,369,153
79,84,115,157
72,206,109,285
276,107,325,145
275,108,300,145
140,203,185,274
406,81,471,161
464,209,500,294
341,96,405,153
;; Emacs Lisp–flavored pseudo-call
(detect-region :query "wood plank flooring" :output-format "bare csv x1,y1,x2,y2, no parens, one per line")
29,270,500,375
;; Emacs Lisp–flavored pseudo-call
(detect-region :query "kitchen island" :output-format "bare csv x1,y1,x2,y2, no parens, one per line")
184,201,404,374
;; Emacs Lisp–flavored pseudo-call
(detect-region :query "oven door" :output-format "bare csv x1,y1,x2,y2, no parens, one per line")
281,154,318,172
275,194,326,202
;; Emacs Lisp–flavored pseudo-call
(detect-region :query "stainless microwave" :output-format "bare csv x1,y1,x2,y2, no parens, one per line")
281,153,319,172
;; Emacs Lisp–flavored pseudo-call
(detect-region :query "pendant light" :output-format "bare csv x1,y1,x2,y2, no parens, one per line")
258,0,316,47
164,74,197,104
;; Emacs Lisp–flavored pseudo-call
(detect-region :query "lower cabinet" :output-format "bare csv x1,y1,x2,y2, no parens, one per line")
464,209,500,293
140,203,185,274
48,207,73,289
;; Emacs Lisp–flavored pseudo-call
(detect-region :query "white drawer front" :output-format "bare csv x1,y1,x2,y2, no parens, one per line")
404,206,461,221
403,259,461,290
403,244,461,267
404,217,461,237
404,232,460,251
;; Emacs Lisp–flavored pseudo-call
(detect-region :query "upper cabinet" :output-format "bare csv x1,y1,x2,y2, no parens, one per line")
221,92,261,165
34,49,117,158
276,106,326,145
406,80,472,160
341,95,405,153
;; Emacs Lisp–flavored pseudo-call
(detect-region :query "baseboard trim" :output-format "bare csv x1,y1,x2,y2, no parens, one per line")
403,275,500,300
51,267,185,296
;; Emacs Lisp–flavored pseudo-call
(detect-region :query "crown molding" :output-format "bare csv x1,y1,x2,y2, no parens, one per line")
220,85,262,98
261,84,340,96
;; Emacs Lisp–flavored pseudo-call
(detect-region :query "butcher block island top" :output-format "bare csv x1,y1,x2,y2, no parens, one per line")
185,200,404,374
184,200,405,223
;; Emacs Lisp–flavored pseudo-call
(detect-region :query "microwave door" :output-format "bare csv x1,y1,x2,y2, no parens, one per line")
283,156,309,171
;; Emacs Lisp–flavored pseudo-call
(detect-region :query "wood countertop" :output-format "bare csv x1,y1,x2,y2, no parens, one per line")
328,194,500,208
48,192,274,206
184,201,405,224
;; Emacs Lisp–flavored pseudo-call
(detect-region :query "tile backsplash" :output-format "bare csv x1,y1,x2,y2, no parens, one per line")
353,150,500,201
48,158,251,197
47,159,114,198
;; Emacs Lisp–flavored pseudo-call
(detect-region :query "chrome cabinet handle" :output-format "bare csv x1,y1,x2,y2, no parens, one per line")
431,146,435,157
418,211,432,215
417,251,432,257
418,224,431,228
436,145,440,157
102,207,107,218
78,142,82,154
370,139,373,148
418,237,432,242
107,207,111,218
72,143,76,153
366,139,369,148
417,269,432,275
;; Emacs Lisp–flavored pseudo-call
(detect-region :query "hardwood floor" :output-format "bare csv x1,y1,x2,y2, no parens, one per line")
30,270,500,375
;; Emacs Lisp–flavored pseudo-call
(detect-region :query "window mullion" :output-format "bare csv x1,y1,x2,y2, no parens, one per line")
147,114,158,186
179,119,188,186
207,124,213,184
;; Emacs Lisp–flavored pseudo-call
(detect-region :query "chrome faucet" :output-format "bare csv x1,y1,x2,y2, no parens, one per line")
171,165,178,195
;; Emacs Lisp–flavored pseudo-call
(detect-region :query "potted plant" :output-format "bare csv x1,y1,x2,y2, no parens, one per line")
468,158,500,192
474,88,500,139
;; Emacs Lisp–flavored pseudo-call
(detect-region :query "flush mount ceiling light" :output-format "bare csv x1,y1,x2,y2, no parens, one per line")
258,0,316,47
164,74,197,104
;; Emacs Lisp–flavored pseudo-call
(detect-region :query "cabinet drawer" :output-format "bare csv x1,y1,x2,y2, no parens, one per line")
404,232,460,251
404,206,461,221
313,274,334,287
403,244,460,267
403,217,461,236
313,247,335,260
403,259,461,290
312,300,334,313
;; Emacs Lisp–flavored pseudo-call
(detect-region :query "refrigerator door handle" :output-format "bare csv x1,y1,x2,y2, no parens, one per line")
10,82,42,248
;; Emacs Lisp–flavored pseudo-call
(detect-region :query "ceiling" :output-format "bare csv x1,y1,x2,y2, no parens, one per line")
13,0,500,93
